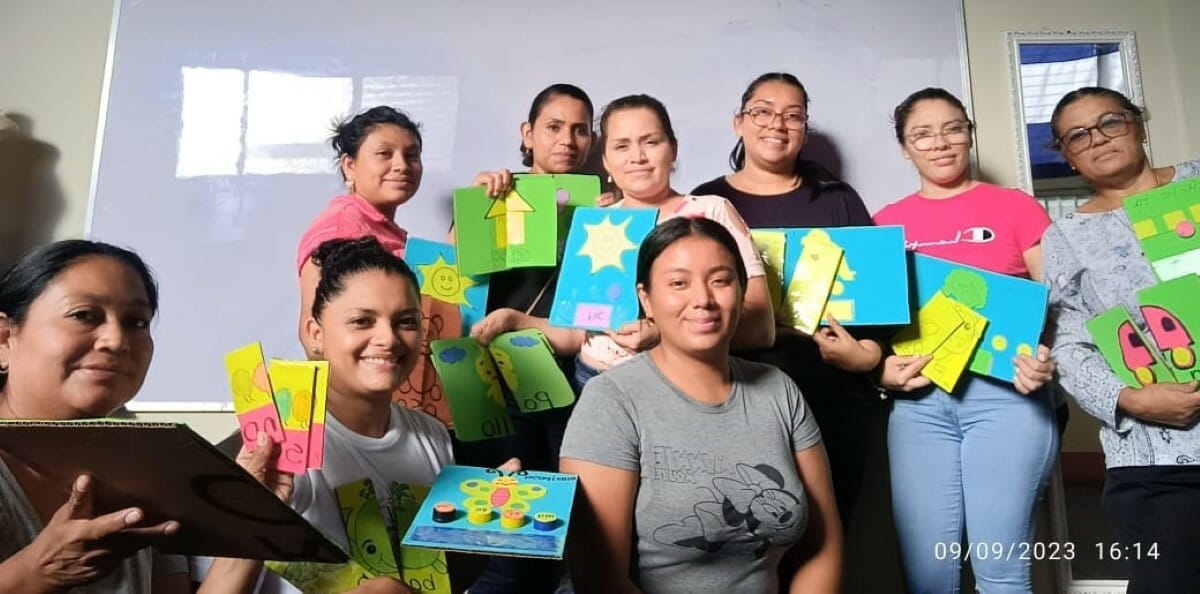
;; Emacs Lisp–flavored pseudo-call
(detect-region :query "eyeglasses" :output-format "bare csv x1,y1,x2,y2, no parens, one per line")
741,106,809,130
904,121,972,151
1052,112,1135,153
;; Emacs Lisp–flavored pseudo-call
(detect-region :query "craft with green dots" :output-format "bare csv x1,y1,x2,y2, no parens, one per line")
904,254,1048,385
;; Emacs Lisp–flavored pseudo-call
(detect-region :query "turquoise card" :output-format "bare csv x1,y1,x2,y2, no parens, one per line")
774,225,910,326
910,253,1048,382
401,465,577,559
548,207,658,330
406,237,490,334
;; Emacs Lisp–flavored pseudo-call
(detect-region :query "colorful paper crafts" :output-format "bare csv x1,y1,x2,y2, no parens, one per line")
224,343,328,473
1086,306,1177,388
892,291,989,392
909,254,1048,383
782,239,843,334
429,330,574,442
407,237,490,334
453,176,559,276
268,480,450,593
549,207,658,330
395,297,460,429
1123,177,1200,281
402,466,578,559
1089,274,1200,386
750,230,787,315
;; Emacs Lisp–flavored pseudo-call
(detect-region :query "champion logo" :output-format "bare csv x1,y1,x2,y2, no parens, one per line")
906,226,996,249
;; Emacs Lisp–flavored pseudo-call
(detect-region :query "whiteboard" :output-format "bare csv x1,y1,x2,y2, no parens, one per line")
88,0,969,410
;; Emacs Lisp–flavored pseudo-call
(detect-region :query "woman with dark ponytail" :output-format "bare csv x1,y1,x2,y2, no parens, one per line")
692,72,885,533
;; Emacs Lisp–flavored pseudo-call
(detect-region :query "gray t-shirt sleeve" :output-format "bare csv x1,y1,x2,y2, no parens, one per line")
559,373,641,471
785,373,823,453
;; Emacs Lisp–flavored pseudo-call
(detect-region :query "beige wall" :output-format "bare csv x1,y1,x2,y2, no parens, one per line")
2,0,1197,447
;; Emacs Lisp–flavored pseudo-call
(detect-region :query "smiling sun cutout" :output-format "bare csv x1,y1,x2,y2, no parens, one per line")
418,255,476,307
578,214,639,273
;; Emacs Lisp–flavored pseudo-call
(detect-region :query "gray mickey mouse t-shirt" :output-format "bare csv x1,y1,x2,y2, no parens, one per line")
560,352,822,594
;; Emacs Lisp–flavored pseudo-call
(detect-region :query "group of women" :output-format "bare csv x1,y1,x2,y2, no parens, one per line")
0,72,1196,594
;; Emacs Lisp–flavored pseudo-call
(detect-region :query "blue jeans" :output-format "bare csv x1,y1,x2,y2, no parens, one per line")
570,355,602,396
888,377,1059,593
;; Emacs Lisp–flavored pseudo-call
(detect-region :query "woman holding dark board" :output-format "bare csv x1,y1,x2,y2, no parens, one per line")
0,240,291,593
1042,86,1200,593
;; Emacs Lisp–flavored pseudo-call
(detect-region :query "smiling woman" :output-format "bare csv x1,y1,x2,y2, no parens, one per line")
0,240,289,593
560,217,841,594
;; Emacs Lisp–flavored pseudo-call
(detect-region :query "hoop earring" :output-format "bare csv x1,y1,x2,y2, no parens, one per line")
0,363,8,375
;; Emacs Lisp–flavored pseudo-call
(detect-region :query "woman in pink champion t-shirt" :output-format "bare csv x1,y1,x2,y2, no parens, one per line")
872,88,1057,594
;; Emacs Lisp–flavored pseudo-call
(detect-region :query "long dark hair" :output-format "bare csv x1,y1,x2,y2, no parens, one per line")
0,240,158,390
309,237,419,320
520,83,595,167
730,72,847,196
637,217,748,293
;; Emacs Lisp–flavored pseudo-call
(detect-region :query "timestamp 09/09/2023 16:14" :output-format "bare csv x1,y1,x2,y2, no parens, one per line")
932,541,1162,562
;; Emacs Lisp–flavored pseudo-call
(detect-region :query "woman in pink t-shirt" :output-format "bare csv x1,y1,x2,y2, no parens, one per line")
295,106,424,355
872,88,1057,593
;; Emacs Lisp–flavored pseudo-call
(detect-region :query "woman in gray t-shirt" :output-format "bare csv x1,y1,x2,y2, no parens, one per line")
560,217,841,594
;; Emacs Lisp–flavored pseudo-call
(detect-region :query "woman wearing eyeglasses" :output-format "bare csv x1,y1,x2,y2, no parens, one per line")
873,87,1058,593
692,72,885,535
1041,86,1200,593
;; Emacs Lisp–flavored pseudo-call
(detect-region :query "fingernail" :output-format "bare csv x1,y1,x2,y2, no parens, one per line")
125,509,143,525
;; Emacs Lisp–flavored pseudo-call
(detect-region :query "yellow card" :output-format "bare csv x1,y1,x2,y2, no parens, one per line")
267,360,320,473
893,292,988,392
783,240,843,334
751,230,787,315
223,342,283,446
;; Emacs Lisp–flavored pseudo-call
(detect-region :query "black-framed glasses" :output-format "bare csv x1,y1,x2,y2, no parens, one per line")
904,121,972,151
1051,111,1135,153
741,106,808,130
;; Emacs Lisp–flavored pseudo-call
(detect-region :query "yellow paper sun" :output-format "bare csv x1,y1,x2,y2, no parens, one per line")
578,215,638,273
418,255,476,307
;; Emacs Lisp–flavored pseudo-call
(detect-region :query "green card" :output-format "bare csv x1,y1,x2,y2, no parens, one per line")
453,176,560,276
335,478,400,579
1122,177,1200,281
1135,274,1200,383
550,174,602,207
391,483,451,594
1085,305,1177,388
429,338,515,442
488,329,576,413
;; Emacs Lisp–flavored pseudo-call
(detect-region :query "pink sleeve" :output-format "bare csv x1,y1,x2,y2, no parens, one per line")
1008,190,1052,251
705,197,765,278
295,204,370,274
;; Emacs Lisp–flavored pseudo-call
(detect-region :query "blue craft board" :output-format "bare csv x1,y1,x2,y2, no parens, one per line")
911,253,1048,382
401,465,577,559
548,207,657,330
775,226,910,326
406,237,490,334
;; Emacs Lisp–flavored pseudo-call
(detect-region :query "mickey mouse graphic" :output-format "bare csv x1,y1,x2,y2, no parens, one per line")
652,463,805,558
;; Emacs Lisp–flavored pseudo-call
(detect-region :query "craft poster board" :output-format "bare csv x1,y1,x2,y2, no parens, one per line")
1135,274,1200,382
224,342,284,448
452,176,559,276
548,207,658,330
394,296,460,429
267,481,450,593
516,173,602,240
266,359,329,473
1123,177,1200,281
406,237,491,334
485,330,576,412
1085,305,1178,388
892,291,989,392
750,230,787,315
429,339,516,442
0,420,345,562
777,226,910,326
910,253,1048,382
781,239,842,334
402,466,577,559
